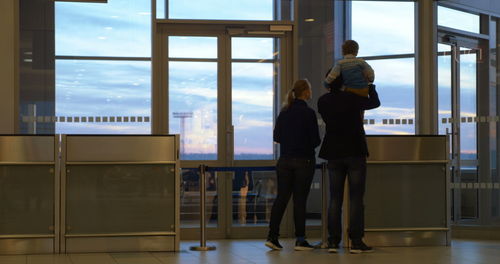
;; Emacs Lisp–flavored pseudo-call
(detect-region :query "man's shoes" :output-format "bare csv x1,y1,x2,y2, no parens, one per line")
265,237,283,250
294,240,315,251
350,241,374,254
327,241,340,253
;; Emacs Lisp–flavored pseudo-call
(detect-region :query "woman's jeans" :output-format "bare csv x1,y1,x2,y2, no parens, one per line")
268,157,315,238
327,156,367,244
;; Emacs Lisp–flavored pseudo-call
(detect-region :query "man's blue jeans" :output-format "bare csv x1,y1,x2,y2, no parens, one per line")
327,156,367,244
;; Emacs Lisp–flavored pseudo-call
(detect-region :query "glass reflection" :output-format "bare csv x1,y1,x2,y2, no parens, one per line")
169,61,218,160
362,58,415,135
232,62,274,160
232,171,277,226
180,169,218,228
460,50,477,160
55,60,151,134
438,43,452,136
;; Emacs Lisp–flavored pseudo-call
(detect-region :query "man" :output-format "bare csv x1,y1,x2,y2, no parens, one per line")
318,76,380,254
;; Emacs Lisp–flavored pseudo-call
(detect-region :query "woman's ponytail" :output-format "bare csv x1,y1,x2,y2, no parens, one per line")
285,88,295,109
283,79,311,110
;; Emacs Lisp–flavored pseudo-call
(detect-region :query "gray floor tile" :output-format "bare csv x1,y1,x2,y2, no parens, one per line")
0,255,27,264
110,253,161,264
69,253,116,264
27,254,72,264
1,239,500,264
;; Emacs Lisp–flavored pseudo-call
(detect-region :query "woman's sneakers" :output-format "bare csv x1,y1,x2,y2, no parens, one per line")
349,241,374,254
294,239,314,251
265,237,283,250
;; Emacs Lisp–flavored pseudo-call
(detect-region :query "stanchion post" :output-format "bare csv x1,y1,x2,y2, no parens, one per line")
190,164,216,251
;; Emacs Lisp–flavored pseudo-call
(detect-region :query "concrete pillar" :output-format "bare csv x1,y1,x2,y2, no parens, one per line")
415,0,438,135
0,0,19,134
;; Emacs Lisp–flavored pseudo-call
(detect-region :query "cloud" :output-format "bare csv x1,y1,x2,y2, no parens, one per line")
352,2,414,56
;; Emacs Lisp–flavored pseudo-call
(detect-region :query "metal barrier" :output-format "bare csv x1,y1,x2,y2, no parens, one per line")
60,135,181,253
0,135,58,254
0,135,449,254
0,134,181,255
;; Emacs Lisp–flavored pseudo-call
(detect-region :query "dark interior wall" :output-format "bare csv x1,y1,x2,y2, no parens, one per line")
19,0,55,134
297,0,336,112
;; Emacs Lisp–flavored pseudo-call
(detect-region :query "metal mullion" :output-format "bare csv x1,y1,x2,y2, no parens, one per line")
222,32,233,238
474,41,487,225
156,19,294,26
451,44,461,223
161,30,169,134
438,26,489,40
168,58,218,62
54,134,60,253
65,161,177,165
60,135,67,253
231,59,275,63
438,50,479,57
64,232,177,238
55,56,151,61
152,0,163,135
359,53,415,61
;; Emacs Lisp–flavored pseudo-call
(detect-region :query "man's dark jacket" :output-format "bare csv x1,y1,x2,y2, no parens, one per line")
317,85,380,160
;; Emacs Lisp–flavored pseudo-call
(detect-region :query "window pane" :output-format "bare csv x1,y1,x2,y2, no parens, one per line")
169,37,217,59
232,38,274,59
232,171,277,227
460,50,477,160
169,0,273,20
438,6,480,34
56,60,151,134
55,0,151,57
364,58,415,135
156,0,166,19
232,63,274,160
438,44,452,136
180,169,218,228
169,62,217,160
352,1,414,56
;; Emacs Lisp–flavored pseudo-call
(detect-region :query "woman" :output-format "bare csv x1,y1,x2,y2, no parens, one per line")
266,79,321,251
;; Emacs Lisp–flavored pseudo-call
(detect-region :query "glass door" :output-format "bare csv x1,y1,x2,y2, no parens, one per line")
438,39,480,223
166,34,223,238
229,36,282,237
159,22,292,238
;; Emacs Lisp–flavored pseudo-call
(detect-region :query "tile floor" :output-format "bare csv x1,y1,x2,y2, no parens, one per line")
0,239,499,264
